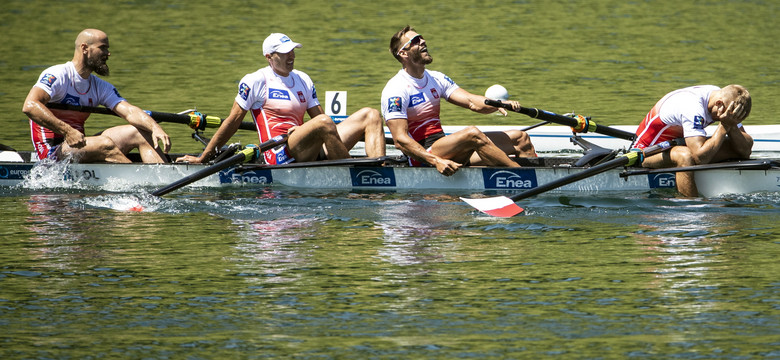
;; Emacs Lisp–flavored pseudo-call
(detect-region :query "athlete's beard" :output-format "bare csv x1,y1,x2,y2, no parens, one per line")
87,55,110,76
410,48,433,65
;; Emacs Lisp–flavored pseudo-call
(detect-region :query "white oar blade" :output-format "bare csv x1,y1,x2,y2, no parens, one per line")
460,196,524,217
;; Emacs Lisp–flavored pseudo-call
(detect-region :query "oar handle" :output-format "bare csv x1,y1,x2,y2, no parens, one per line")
151,134,288,196
507,138,683,202
484,99,636,141
45,103,257,131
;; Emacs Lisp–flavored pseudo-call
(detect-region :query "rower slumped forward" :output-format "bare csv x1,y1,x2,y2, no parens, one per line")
633,84,753,197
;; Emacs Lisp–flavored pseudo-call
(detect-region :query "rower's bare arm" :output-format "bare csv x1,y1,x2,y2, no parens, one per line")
176,102,248,163
386,119,460,175
22,87,87,148
686,125,753,164
446,88,516,115
113,101,171,153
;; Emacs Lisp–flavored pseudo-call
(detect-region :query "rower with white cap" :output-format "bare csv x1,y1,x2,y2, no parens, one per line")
177,33,385,165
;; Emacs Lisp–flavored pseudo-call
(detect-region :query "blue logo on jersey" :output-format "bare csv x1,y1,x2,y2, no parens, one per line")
269,88,291,100
113,87,121,98
693,115,704,130
388,96,402,112
350,167,396,187
39,73,56,87
409,93,425,107
62,94,81,106
444,75,454,85
238,83,251,101
648,173,676,188
312,86,318,99
482,168,537,189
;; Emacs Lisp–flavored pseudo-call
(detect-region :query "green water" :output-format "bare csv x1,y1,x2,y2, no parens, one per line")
1,0,779,358
1,189,779,358
1,0,778,153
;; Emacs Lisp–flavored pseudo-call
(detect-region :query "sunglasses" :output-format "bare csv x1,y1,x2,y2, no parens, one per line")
396,34,424,56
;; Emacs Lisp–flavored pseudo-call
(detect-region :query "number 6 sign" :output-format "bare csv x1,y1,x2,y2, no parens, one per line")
325,91,347,122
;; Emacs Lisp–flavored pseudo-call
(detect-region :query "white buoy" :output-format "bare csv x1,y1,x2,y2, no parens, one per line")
485,84,509,101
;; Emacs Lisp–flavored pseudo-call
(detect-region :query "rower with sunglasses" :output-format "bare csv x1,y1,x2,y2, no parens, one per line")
381,26,536,176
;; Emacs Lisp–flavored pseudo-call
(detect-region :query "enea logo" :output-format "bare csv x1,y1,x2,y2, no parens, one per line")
219,169,273,184
269,88,291,100
648,173,676,188
409,93,425,107
482,168,537,189
62,94,81,106
350,167,396,187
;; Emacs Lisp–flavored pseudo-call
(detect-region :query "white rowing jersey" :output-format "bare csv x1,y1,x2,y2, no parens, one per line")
29,61,125,160
380,69,459,142
633,85,742,149
235,66,319,164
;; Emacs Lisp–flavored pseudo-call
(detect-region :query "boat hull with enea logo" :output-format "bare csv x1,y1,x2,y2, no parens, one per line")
2,151,778,198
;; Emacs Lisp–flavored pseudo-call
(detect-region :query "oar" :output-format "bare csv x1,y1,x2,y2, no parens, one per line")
619,159,778,177
485,99,636,141
46,103,257,131
461,138,684,217
151,134,288,196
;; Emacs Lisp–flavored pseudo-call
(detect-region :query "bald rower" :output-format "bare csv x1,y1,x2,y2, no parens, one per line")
23,28,171,163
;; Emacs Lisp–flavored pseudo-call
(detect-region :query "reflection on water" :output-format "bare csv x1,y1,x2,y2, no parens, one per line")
1,188,779,358
233,217,317,283
376,200,453,267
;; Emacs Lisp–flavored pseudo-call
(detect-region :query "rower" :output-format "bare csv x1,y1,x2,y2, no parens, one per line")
22,29,171,164
380,25,536,176
175,33,385,165
632,85,753,197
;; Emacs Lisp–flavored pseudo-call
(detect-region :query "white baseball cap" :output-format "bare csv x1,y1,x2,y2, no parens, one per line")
262,33,302,56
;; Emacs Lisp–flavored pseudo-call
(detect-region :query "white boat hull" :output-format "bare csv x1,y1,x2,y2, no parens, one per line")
2,158,779,197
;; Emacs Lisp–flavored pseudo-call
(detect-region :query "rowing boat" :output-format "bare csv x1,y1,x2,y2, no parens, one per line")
6,101,780,197
2,149,778,197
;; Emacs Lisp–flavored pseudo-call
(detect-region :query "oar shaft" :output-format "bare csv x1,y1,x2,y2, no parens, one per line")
485,99,636,141
45,103,257,131
508,139,682,202
151,134,288,196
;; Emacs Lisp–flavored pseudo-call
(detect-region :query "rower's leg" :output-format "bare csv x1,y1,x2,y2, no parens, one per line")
483,130,536,158
431,126,519,167
288,114,350,161
336,107,386,157
59,135,132,163
101,125,168,163
643,146,697,197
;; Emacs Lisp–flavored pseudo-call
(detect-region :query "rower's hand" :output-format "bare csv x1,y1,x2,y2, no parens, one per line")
175,154,203,164
64,129,87,148
716,101,747,128
496,100,521,116
434,158,461,176
152,126,172,153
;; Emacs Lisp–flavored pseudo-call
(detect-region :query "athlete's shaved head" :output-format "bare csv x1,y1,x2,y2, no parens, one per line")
75,29,108,49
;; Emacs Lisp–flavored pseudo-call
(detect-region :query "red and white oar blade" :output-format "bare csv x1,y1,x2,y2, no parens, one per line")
460,196,524,217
